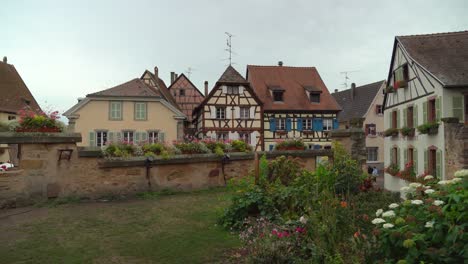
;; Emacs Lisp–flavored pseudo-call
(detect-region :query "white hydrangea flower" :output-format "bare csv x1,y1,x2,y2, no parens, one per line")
424,175,434,180
409,182,422,188
424,189,435,194
438,180,449,185
423,185,431,189
382,210,396,218
452,178,462,183
383,223,394,229
371,218,386,225
388,203,399,209
454,169,468,178
299,216,307,224
425,221,434,228
411,200,423,205
433,200,444,206
375,209,383,217
400,186,410,192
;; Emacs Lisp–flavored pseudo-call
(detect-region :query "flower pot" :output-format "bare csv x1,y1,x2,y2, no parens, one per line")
427,127,438,135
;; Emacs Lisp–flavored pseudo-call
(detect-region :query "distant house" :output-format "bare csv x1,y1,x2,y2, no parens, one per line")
0,56,41,162
332,81,386,169
193,65,263,149
64,67,186,147
167,73,205,135
246,63,341,151
383,31,468,190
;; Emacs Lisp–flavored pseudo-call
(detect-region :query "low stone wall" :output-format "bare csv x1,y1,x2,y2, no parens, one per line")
0,133,331,207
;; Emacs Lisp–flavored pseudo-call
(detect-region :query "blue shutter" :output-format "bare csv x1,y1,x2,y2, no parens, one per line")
286,118,292,131
296,118,303,131
269,118,276,132
313,118,323,131
269,145,274,151
333,118,339,130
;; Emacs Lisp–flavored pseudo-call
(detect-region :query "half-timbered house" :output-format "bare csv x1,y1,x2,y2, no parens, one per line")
247,63,341,151
383,31,468,191
192,65,263,149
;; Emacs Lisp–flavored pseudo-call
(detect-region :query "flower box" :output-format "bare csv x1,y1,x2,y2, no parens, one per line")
394,80,407,89
385,85,395,94
417,122,439,135
15,127,62,133
383,128,399,137
400,127,415,137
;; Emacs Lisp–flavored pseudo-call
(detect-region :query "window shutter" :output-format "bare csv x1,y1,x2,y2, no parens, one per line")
135,132,141,145
403,148,408,166
413,149,418,174
296,118,303,131
436,150,442,179
159,132,165,142
314,118,323,131
390,148,394,164
333,118,339,130
365,124,369,136
435,96,441,121
269,118,276,132
396,109,400,128
424,150,428,173
89,131,96,147
116,132,122,143
222,86,227,94
141,131,148,143
108,132,114,144
403,108,407,127
413,104,418,127
388,112,392,129
452,96,463,122
423,101,428,123
286,118,292,131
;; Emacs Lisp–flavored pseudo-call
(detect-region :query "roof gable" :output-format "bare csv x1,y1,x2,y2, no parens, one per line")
87,78,160,97
167,73,205,97
0,60,41,114
246,65,341,112
218,65,249,84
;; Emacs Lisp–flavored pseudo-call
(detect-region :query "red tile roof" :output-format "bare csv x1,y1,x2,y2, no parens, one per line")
0,60,41,114
246,65,341,112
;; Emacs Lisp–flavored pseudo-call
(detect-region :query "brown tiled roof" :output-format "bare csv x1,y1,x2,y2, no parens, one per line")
167,73,204,122
0,60,41,114
218,65,249,84
397,31,468,86
87,78,161,97
246,65,341,112
332,81,384,122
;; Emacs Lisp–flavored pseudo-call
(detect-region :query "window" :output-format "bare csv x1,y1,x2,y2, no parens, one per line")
365,124,376,136
8,115,16,120
309,93,320,103
134,102,147,120
109,101,123,120
226,86,239,94
407,106,414,128
179,89,185,96
376,105,383,115
148,131,159,143
302,118,313,130
428,99,436,122
367,147,378,162
239,132,250,144
217,132,228,141
216,107,226,119
394,64,409,85
276,118,286,130
240,107,250,119
96,131,107,147
323,119,333,131
123,131,134,144
273,91,284,102
408,148,414,165
392,110,397,129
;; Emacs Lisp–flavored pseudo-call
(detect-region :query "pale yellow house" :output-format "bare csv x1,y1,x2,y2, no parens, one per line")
0,56,41,163
64,67,186,147
332,81,386,170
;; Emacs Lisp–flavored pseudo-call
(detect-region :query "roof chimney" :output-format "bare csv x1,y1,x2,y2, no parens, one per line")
154,66,159,79
204,81,209,96
278,61,283,66
351,83,356,99
170,72,176,84
334,89,338,93
2,56,7,63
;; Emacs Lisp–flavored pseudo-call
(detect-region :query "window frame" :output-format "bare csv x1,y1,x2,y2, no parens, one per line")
179,89,185,96
366,123,377,136
367,147,378,162
302,118,313,130
109,101,123,120
376,105,383,115
240,107,250,119
96,131,108,147
309,92,320,103
226,86,239,95
122,131,134,144
392,147,398,165
148,131,159,143
392,110,397,129
134,102,147,121
323,118,333,131
273,91,284,102
215,107,226,119
276,118,286,130
407,106,414,128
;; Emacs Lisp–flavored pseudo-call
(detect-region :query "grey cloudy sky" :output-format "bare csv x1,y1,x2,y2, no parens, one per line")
2,0,468,116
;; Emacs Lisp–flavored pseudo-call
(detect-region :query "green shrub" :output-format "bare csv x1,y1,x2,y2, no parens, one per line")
328,142,365,195
383,128,399,137
417,121,439,134
230,139,252,152
173,141,211,154
274,139,305,151
102,142,136,158
142,142,165,155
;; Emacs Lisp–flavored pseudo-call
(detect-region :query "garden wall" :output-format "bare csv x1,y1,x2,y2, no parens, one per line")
0,133,332,207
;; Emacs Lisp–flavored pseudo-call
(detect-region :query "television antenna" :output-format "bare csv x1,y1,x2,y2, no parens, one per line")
225,32,235,65
340,70,359,88
185,67,196,79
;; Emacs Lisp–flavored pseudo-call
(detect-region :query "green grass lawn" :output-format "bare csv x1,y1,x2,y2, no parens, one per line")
0,189,240,264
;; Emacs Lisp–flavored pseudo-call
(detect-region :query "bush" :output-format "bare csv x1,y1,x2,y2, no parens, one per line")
274,139,305,151
384,128,399,137
16,108,62,132
371,173,467,263
417,121,439,134
201,139,228,153
328,142,365,195
173,141,211,154
102,142,136,158
230,139,252,152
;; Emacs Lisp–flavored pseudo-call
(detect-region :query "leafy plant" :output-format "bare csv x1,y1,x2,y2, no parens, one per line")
385,85,395,93
384,128,399,137
274,139,305,151
173,141,211,154
400,126,415,137
230,139,252,152
16,108,62,132
417,121,439,135
385,163,400,176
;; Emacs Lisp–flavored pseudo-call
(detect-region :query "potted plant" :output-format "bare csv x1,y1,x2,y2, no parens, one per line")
385,85,395,93
383,128,399,137
394,80,407,89
417,122,439,135
385,163,400,176
400,126,415,137
274,139,305,151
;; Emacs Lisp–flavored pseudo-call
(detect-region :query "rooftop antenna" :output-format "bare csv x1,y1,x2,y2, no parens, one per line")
185,67,195,79
340,70,359,89
225,32,234,65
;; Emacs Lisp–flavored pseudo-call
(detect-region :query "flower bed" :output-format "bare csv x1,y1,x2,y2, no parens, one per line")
274,138,305,151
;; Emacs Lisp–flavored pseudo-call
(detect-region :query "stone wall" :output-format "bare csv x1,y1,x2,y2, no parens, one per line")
330,127,367,168
0,133,330,207
444,123,468,179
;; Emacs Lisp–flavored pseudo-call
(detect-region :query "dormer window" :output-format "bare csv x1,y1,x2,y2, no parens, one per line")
179,89,185,96
273,90,284,102
226,86,239,94
304,86,322,103
309,92,320,103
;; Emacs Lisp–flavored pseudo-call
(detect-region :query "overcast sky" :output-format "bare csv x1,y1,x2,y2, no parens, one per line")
2,0,468,117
